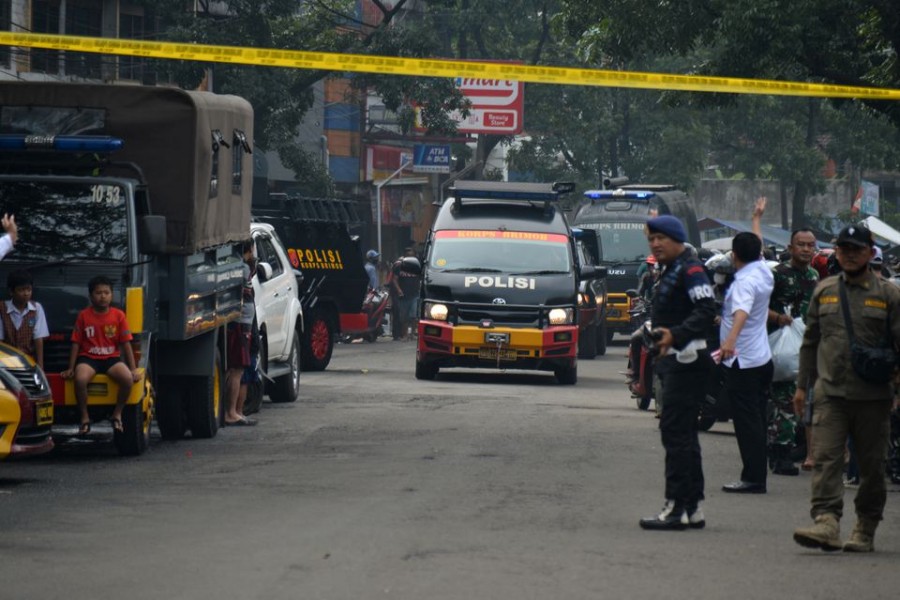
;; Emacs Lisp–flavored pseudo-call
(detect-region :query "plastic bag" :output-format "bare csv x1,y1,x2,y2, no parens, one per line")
769,318,805,383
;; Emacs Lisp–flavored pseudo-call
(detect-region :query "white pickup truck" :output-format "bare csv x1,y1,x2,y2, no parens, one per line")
250,222,303,404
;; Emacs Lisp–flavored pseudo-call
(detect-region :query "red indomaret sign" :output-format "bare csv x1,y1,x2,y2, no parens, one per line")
415,70,524,135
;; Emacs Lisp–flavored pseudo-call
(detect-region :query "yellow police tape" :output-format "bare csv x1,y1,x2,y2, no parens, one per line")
1,31,899,100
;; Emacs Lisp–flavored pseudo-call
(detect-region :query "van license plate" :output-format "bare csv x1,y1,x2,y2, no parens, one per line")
479,347,517,361
36,400,53,426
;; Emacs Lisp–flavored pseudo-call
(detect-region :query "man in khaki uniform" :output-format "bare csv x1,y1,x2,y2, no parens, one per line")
792,224,900,552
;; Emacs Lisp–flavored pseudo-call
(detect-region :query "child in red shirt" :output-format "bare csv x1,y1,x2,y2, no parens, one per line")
61,275,140,434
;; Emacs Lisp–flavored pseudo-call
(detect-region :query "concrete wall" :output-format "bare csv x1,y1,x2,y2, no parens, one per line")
692,179,853,228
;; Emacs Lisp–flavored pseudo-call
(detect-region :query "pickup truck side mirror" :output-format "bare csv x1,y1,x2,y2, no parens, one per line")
257,261,273,283
137,215,166,255
579,264,606,280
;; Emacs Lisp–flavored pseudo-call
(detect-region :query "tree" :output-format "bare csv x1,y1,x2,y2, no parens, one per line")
554,0,900,224
145,0,470,194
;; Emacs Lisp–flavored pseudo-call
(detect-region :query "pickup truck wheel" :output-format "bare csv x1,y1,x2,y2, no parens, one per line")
578,322,598,359
114,401,150,456
596,320,608,356
302,310,333,371
555,364,578,385
270,335,301,403
155,376,186,440
415,360,438,380
186,352,223,439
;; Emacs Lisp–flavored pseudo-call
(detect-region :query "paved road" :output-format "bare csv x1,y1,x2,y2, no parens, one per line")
2,339,898,599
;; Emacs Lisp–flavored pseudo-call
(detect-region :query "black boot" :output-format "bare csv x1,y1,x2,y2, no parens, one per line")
771,445,799,476
639,500,687,531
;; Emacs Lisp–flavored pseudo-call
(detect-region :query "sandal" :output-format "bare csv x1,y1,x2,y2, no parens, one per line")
110,418,124,433
79,421,91,435
801,458,814,471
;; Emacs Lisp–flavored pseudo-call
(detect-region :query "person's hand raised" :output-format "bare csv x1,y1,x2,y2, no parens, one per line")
2,214,17,245
752,197,767,219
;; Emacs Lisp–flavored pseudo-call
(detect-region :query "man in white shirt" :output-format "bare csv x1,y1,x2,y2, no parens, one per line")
719,231,775,494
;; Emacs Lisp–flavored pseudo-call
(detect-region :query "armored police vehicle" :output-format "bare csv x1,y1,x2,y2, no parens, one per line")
412,181,604,384
571,183,700,341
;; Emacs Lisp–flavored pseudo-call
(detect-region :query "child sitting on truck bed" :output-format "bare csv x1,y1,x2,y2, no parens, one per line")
0,270,49,369
61,275,141,434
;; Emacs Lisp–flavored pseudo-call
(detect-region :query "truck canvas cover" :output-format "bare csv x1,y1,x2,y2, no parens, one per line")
0,82,253,254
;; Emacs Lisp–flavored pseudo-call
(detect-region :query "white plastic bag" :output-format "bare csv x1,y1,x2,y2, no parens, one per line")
769,318,805,383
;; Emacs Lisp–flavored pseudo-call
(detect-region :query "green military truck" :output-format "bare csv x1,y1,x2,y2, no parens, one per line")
0,82,253,453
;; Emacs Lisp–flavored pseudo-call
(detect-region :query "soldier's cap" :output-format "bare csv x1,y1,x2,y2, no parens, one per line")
835,224,874,248
646,215,687,243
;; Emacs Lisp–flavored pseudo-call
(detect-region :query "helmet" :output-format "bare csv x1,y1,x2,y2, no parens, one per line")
366,249,380,261
811,249,833,279
704,251,735,275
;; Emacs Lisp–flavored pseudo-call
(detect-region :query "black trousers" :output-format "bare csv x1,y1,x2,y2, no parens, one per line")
658,357,710,508
723,359,774,485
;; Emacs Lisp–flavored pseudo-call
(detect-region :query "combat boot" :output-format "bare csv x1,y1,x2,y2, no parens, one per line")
843,518,877,553
639,500,687,531
793,513,842,551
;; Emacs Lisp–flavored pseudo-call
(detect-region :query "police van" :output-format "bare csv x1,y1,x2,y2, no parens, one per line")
411,181,604,384
571,183,701,341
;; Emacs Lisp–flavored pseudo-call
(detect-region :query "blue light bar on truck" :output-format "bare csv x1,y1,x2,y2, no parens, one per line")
0,134,124,152
583,189,652,200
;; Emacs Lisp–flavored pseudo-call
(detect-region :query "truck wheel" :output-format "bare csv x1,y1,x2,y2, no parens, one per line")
155,376,187,440
270,335,301,403
186,353,223,439
596,321,608,356
114,399,150,456
578,323,598,359
555,364,578,385
415,360,438,380
302,309,333,371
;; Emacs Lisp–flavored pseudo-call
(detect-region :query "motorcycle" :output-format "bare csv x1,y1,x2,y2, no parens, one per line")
625,293,655,411
342,287,391,343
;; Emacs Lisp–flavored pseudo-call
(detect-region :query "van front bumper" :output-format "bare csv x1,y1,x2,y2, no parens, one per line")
416,320,577,372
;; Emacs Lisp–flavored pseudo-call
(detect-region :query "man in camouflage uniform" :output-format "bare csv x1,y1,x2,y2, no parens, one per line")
766,228,819,475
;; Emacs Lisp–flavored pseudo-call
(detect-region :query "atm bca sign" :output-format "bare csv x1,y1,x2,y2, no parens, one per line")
417,77,524,135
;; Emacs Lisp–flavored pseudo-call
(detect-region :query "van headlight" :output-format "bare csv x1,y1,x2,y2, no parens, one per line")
548,308,574,325
424,302,449,321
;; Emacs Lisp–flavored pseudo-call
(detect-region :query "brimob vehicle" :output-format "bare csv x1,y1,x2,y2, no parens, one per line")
0,343,54,459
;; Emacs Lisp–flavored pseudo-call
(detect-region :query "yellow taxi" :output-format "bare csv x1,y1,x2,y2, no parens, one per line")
0,342,53,459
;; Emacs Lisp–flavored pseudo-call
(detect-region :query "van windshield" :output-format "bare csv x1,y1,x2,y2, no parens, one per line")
0,180,128,261
580,222,648,263
430,230,571,273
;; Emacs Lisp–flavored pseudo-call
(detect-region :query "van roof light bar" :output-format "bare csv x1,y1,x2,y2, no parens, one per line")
0,134,124,153
451,181,574,206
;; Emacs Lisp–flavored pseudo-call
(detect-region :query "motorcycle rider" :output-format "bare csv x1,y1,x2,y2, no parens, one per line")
639,215,717,531
364,249,380,291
